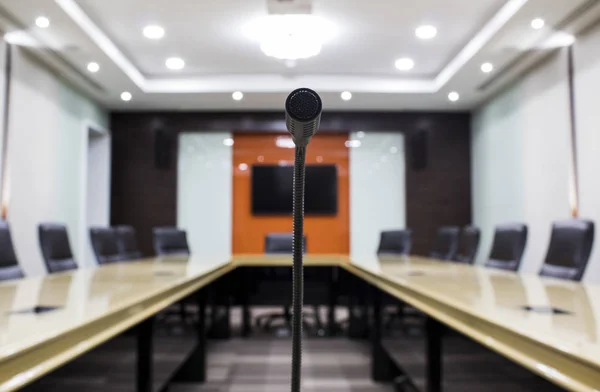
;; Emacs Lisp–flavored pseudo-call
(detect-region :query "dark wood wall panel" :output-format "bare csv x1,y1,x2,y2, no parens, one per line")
405,125,473,255
110,111,471,257
110,125,177,256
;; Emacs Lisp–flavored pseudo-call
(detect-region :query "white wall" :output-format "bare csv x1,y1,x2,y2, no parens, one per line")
177,132,232,262
84,128,111,267
350,132,406,258
574,23,600,282
472,49,572,275
6,48,108,276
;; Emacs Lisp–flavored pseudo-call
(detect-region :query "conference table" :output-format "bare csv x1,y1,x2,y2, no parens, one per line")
0,254,598,392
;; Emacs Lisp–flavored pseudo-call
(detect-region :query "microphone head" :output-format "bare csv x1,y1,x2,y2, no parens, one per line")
285,88,322,147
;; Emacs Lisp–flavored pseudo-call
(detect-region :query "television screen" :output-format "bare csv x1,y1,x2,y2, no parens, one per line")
251,165,338,215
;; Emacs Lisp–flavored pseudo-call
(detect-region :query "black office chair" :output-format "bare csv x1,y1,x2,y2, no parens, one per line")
377,229,412,255
454,226,480,264
430,226,460,260
256,233,323,334
377,229,412,331
38,223,78,274
115,225,142,260
0,220,24,281
539,219,594,281
90,227,123,265
485,223,528,271
153,227,190,256
153,227,194,326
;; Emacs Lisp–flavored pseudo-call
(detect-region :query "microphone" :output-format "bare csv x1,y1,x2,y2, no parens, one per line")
286,88,322,147
285,87,322,392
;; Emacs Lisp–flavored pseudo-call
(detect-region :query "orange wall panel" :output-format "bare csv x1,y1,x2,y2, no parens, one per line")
232,133,349,254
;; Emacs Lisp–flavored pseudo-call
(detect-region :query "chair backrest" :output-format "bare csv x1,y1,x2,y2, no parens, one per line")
90,227,122,265
265,233,307,254
539,219,594,281
377,229,412,255
0,220,24,281
115,225,142,260
430,226,460,260
38,223,78,274
153,227,190,256
454,226,480,264
485,223,528,271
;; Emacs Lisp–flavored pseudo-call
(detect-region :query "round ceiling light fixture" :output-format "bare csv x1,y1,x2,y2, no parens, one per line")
244,15,335,60
121,91,132,101
143,25,165,39
87,62,100,73
36,16,50,28
531,18,545,29
341,91,352,101
395,57,415,71
166,57,185,70
448,91,460,102
481,62,494,73
415,25,437,40
232,91,244,101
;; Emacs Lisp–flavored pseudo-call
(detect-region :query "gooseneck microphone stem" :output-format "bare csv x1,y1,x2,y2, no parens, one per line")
291,146,306,392
284,87,322,392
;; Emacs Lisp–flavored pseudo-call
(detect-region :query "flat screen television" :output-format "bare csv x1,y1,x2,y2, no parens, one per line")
251,164,338,215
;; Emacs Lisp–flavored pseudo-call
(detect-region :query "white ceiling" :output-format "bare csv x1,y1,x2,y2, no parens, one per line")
78,0,503,78
0,0,597,111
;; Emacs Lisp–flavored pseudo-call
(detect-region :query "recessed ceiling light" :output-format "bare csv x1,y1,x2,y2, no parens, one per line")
415,25,437,40
531,18,545,29
87,62,100,73
356,131,365,138
481,62,494,73
395,57,415,71
166,57,185,70
223,138,234,147
121,92,132,102
143,25,165,39
36,16,50,28
341,91,352,101
390,146,398,154
448,92,460,102
232,91,244,101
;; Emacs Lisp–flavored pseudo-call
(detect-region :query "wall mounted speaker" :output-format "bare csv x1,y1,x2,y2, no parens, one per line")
154,129,175,170
409,129,429,170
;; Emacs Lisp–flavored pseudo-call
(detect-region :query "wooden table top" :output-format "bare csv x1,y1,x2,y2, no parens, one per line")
0,254,598,392
345,255,600,392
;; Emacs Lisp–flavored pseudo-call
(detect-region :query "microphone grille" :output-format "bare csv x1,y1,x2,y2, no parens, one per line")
285,88,322,122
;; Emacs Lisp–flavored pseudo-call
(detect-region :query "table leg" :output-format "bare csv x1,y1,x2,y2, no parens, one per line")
137,316,154,392
173,289,207,382
370,285,397,382
327,266,337,336
426,317,443,392
242,269,251,338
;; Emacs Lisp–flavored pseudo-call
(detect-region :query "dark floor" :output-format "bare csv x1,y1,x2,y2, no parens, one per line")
21,308,566,392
